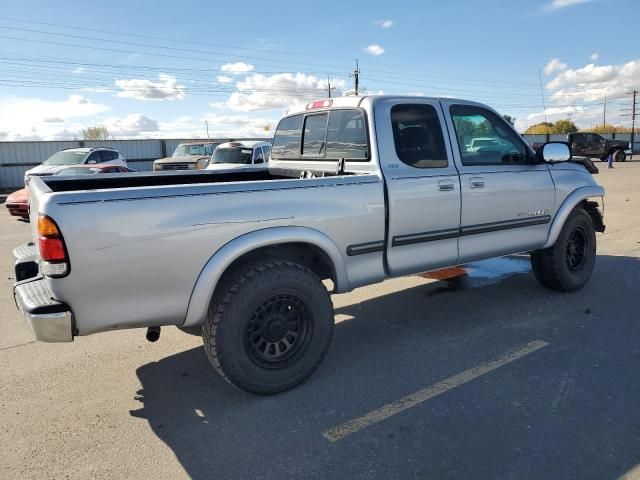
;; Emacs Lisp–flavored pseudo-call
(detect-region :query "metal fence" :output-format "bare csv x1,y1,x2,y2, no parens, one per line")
0,138,269,190
0,134,637,190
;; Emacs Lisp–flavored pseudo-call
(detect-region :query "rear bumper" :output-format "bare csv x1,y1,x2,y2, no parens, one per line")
14,277,73,342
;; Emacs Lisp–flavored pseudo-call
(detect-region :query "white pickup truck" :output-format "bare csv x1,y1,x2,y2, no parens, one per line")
14,95,605,394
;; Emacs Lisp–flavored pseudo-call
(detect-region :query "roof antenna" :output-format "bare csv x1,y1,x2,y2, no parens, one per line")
538,68,549,135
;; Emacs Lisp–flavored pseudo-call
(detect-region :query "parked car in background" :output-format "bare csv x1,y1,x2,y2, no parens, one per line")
5,188,29,219
206,141,271,172
54,165,133,176
6,164,133,221
153,142,219,171
467,137,501,151
24,147,127,185
15,95,605,395
568,132,630,162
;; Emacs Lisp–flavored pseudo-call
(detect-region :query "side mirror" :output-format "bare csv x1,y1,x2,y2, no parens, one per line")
255,157,264,164
536,142,571,162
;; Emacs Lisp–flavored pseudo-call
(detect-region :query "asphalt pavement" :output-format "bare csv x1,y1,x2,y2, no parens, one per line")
1,161,639,480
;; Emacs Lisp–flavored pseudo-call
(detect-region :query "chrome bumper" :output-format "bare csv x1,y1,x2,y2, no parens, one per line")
14,278,73,342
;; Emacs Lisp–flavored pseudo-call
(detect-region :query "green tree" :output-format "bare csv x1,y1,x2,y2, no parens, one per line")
524,122,554,134
553,119,578,134
523,119,577,134
82,124,110,140
589,124,632,134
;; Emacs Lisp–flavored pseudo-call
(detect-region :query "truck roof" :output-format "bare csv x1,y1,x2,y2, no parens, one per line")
285,94,478,116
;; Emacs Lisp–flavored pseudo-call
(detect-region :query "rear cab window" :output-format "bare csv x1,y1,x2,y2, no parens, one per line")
390,104,448,168
271,108,368,161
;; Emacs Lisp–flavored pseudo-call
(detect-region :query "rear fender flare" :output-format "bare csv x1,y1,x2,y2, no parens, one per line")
182,226,348,327
543,185,605,248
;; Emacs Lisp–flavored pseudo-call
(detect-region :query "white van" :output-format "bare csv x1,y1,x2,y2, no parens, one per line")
206,141,271,172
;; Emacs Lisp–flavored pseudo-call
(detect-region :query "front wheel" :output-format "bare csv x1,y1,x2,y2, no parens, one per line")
613,149,626,162
202,260,334,394
530,208,596,292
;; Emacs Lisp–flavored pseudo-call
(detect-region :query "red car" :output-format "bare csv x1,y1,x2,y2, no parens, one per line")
5,165,133,220
5,188,29,219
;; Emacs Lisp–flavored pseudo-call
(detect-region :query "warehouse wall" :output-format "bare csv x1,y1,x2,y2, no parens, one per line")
0,138,269,189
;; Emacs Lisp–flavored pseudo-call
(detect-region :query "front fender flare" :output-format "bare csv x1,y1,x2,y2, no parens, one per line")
182,226,348,327
543,185,605,248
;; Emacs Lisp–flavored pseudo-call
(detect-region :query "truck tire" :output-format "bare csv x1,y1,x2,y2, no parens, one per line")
530,208,596,292
202,260,334,394
613,149,626,162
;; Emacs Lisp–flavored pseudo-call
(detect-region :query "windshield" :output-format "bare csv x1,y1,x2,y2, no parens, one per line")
172,144,215,157
43,151,87,166
55,167,101,176
211,148,252,164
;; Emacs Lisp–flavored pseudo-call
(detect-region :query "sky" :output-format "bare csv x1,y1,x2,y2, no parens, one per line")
0,0,638,141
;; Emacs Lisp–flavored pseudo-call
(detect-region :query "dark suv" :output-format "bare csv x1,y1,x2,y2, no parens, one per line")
568,132,630,162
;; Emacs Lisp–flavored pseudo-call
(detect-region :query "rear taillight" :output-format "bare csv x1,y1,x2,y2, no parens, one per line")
37,215,69,277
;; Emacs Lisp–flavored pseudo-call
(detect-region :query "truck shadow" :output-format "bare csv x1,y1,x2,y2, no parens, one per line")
130,254,640,480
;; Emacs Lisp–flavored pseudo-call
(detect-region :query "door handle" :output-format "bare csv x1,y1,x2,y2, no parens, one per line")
469,177,485,189
438,180,455,191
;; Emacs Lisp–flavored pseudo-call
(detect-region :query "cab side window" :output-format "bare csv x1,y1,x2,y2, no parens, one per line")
450,105,528,166
86,151,101,164
98,150,117,163
391,104,448,168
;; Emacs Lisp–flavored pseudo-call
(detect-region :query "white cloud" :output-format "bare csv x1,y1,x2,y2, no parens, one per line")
224,72,346,112
365,44,385,56
375,19,394,28
543,0,592,11
217,75,233,84
104,114,159,137
544,58,567,75
546,62,628,92
517,58,640,130
590,52,599,61
0,95,109,140
114,74,186,101
220,62,255,74
72,66,86,74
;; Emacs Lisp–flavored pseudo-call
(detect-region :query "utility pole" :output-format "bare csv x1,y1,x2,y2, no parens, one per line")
349,59,361,96
603,91,607,129
205,120,210,139
326,75,335,98
621,90,638,158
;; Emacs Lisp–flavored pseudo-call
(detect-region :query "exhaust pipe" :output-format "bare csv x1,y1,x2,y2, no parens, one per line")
146,326,161,342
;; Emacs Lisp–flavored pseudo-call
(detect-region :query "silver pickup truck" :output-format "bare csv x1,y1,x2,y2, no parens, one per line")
13,95,605,394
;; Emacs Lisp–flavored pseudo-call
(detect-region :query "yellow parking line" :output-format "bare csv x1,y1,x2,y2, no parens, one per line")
322,339,549,442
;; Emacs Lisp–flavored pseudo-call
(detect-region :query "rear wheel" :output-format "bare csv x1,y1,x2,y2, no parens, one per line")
613,149,626,162
202,260,334,394
530,208,596,292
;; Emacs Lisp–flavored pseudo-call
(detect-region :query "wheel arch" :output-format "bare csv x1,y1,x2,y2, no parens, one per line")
543,185,605,249
182,226,348,327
